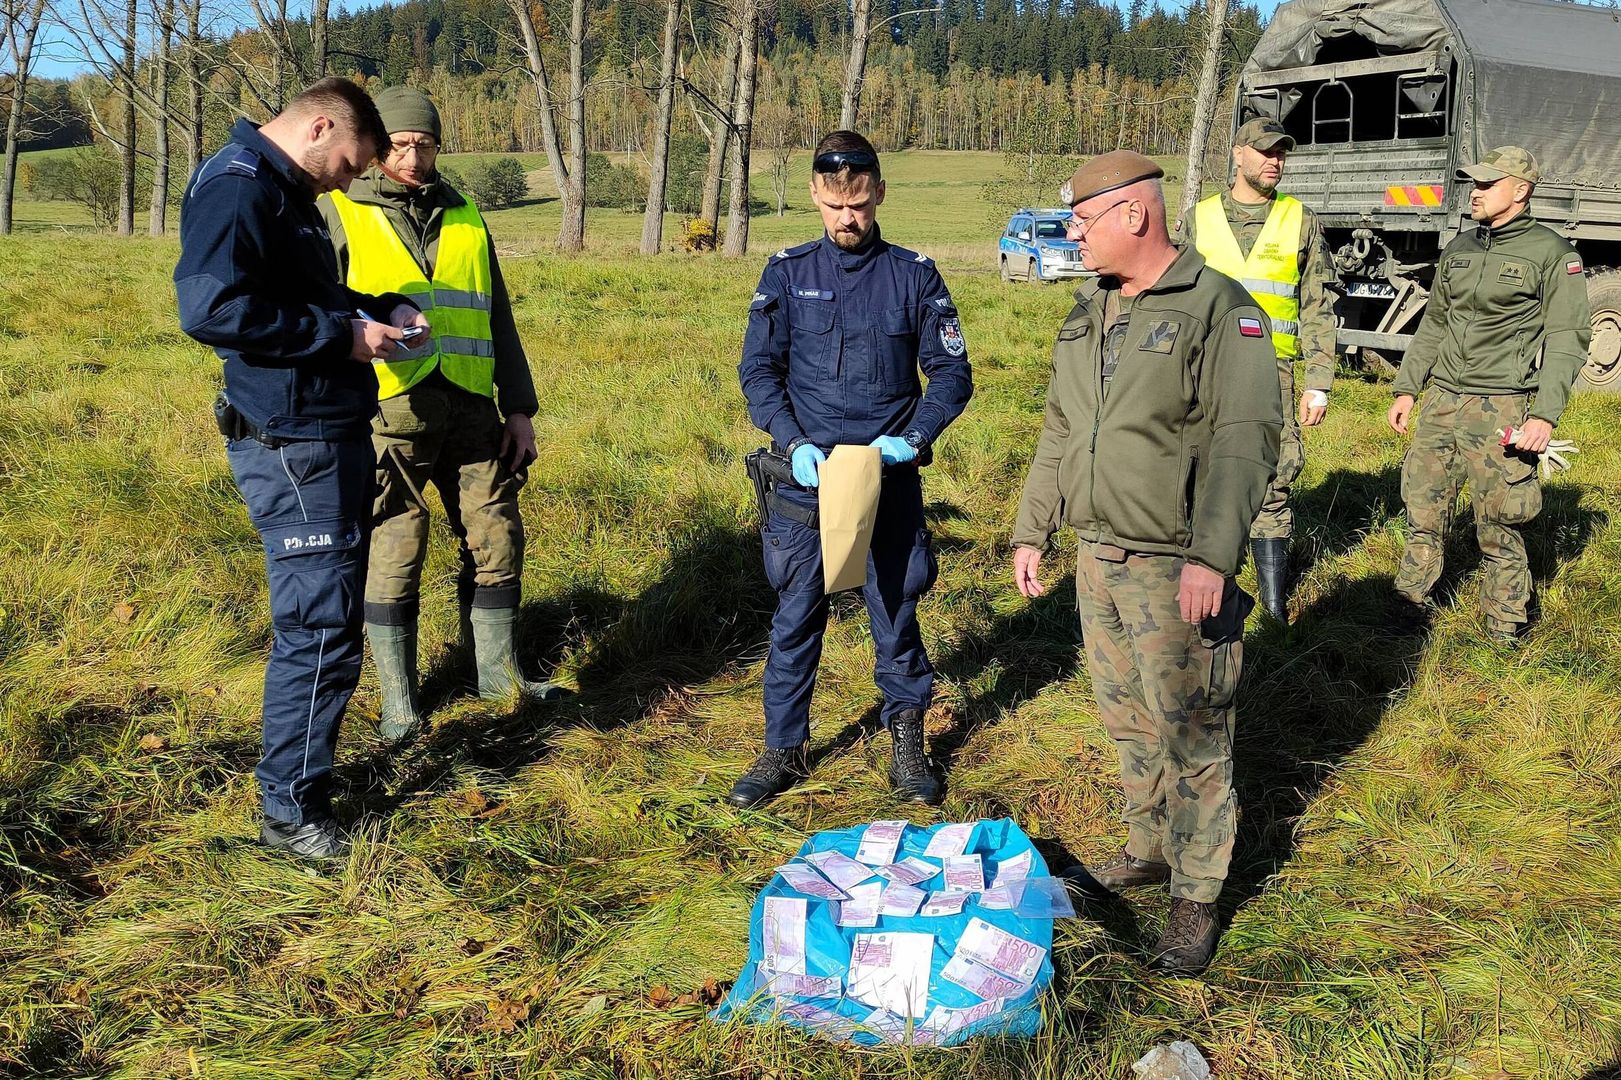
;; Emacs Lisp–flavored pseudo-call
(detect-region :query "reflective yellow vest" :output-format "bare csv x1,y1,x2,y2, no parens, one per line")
1194,192,1304,359
327,191,495,400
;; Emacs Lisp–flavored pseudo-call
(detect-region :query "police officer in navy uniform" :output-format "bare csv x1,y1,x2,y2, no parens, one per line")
732,130,973,809
175,78,428,860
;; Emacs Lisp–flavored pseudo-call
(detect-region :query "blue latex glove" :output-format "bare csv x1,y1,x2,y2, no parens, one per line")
869,435,917,466
791,443,826,487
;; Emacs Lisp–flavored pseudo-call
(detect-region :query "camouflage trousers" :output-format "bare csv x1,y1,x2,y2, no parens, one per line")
1076,542,1247,902
1250,360,1303,540
1395,388,1541,631
364,379,527,625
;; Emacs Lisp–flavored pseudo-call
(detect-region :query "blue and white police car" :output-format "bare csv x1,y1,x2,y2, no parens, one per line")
998,209,1090,284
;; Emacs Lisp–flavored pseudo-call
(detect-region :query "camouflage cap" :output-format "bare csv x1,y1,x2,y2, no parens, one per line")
1060,149,1164,207
1234,116,1295,152
1458,145,1540,184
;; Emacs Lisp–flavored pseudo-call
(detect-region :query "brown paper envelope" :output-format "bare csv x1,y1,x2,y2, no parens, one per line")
818,445,882,593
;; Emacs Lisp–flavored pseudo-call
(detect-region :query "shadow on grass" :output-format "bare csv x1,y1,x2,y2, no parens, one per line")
1579,1063,1621,1080
342,521,775,812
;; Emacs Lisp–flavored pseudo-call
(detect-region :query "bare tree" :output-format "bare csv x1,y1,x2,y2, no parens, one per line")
309,0,326,78
639,0,680,254
509,0,587,251
118,0,136,234
721,0,757,257
181,0,203,179
148,0,174,234
1177,0,1229,230
838,0,869,130
0,0,46,234
697,29,738,237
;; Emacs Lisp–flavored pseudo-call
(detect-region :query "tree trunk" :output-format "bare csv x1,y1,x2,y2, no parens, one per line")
639,0,681,254
839,0,871,130
184,0,203,180
558,0,587,251
1177,0,1229,230
0,0,45,235
117,0,137,235
721,0,758,258
311,0,329,79
699,31,739,237
508,0,576,249
149,0,174,235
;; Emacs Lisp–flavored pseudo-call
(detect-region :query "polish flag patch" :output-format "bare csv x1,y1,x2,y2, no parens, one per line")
1567,258,1584,275
1237,316,1266,338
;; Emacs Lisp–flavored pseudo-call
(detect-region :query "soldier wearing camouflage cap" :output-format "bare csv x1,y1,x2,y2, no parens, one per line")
1388,145,1592,644
1181,116,1339,625
1011,149,1281,976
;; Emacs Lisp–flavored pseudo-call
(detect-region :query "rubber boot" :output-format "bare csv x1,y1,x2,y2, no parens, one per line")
888,709,944,805
365,621,423,744
1251,537,1290,624
468,605,567,701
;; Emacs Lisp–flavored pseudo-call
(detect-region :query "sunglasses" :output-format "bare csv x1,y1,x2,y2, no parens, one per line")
813,150,879,175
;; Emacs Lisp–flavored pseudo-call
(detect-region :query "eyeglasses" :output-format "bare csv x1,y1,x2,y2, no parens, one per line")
388,139,439,157
1066,198,1129,239
813,150,878,175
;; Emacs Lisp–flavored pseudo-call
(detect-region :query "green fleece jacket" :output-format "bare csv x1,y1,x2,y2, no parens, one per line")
1394,209,1591,425
318,168,539,418
1013,245,1282,578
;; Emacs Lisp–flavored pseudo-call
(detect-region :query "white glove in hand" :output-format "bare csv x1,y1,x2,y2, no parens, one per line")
1540,438,1578,479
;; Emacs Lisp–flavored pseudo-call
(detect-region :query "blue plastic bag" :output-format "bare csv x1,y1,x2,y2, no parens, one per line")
715,818,1060,1046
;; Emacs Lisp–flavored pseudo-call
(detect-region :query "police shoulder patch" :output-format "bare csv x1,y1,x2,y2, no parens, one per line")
940,317,966,357
771,240,818,261
888,244,934,268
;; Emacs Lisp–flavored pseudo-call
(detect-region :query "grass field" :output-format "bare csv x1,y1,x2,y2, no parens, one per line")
3,150,1621,1078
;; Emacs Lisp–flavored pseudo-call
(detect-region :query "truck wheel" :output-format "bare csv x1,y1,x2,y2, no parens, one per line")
1578,270,1621,393
1000,256,1012,283
1026,258,1039,284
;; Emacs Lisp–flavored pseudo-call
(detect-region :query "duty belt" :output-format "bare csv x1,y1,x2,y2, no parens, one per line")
744,447,819,529
212,392,289,449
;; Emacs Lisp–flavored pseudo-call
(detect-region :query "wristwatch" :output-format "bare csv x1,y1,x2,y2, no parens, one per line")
902,429,929,454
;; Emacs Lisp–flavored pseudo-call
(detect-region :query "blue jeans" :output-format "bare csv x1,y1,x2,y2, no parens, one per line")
226,436,372,824
760,470,938,749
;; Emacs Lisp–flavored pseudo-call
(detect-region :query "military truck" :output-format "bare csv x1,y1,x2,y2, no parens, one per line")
1233,0,1621,389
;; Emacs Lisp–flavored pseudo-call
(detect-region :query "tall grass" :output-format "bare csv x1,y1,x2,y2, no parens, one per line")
2,161,1620,1078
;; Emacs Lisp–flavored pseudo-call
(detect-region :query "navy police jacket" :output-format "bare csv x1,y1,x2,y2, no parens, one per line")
739,227,973,453
174,118,411,441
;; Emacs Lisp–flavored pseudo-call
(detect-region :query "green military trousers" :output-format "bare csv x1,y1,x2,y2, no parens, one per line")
1250,359,1302,540
1394,387,1540,632
1076,542,1245,903
364,378,527,624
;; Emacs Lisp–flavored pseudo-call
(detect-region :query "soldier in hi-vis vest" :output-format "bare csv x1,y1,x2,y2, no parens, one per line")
319,87,563,746
1185,117,1339,625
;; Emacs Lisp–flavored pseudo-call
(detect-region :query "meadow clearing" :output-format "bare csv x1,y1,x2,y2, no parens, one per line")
1,150,1620,1078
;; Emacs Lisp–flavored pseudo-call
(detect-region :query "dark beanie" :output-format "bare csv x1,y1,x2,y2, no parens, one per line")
374,86,441,141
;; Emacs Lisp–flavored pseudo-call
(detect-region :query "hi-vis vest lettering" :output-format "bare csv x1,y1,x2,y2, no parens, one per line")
327,191,495,400
1193,193,1304,359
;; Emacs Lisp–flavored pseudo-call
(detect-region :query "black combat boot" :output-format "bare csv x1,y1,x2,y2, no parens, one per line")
1146,898,1221,976
726,744,810,809
1060,850,1172,898
1251,537,1290,624
260,817,351,861
888,709,944,805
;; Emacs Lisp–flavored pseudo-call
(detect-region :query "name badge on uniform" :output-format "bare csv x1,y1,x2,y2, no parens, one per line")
791,286,834,301
1448,255,1474,271
1140,319,1181,355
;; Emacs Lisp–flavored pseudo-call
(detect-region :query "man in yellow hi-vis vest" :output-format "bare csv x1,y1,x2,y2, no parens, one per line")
1185,117,1338,624
318,87,562,745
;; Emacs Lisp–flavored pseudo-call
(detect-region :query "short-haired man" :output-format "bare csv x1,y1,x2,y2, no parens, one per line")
1388,146,1591,643
175,78,429,860
319,87,560,745
1185,117,1338,624
1012,151,1281,975
733,130,973,809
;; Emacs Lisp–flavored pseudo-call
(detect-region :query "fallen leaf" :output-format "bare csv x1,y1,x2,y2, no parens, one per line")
696,978,724,1006
577,993,608,1019
648,985,677,1008
458,789,492,815
65,983,90,1007
112,603,137,624
459,938,487,957
138,734,167,752
482,997,529,1032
